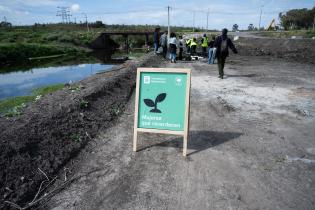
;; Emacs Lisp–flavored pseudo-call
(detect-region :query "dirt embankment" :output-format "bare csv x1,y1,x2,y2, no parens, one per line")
0,53,159,209
235,37,315,64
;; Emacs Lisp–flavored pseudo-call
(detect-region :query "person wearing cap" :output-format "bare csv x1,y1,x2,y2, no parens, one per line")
213,28,238,79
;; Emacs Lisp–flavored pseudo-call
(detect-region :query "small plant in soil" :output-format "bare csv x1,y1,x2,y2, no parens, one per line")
70,134,82,142
4,103,26,117
69,85,81,92
79,100,89,109
109,103,125,117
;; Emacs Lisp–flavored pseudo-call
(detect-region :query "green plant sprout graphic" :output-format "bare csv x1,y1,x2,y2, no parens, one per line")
143,93,167,113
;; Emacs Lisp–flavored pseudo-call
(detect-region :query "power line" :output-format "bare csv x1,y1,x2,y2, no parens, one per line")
193,11,195,32
206,9,210,31
167,6,171,45
101,9,158,15
259,4,264,30
82,12,89,32
56,7,71,23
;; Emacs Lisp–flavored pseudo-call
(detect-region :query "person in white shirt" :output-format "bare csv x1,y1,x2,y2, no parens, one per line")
169,32,177,63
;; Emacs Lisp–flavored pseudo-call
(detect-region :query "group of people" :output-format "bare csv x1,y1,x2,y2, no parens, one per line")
153,27,238,79
154,29,184,63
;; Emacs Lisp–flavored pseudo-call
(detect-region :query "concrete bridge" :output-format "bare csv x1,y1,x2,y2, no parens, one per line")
90,31,157,52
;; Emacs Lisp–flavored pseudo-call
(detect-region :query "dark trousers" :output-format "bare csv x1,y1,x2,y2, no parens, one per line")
179,48,183,60
191,46,196,55
162,46,167,58
186,46,190,54
217,56,226,77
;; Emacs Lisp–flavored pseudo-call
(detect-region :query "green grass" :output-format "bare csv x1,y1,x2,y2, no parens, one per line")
0,96,35,114
0,83,65,115
32,84,65,95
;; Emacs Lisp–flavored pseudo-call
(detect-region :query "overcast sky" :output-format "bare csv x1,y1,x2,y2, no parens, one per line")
0,0,314,30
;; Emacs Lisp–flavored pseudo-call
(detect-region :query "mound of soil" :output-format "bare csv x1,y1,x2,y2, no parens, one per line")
0,53,160,209
236,37,315,64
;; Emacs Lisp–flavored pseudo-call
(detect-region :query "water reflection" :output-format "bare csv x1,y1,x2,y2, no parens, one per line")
0,63,113,100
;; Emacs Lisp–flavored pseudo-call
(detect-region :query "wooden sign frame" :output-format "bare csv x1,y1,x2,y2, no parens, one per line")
133,68,191,156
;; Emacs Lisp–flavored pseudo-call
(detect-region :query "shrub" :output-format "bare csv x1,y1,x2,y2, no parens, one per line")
58,35,73,42
43,34,59,41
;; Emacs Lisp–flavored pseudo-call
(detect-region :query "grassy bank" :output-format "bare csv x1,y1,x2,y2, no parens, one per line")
0,26,102,65
0,25,151,65
0,43,84,65
0,84,64,116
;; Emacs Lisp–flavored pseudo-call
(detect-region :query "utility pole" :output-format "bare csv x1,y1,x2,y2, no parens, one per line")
206,9,209,32
258,4,264,30
82,13,89,32
167,6,171,44
4,16,7,23
193,11,195,32
313,15,315,31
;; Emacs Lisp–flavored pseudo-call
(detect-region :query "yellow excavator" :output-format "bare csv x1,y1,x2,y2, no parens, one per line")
266,18,276,30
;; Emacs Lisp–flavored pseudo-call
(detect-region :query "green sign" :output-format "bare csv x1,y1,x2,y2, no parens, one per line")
138,72,188,131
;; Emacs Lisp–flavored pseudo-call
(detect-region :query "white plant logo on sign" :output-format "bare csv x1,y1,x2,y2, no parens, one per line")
144,76,150,84
175,76,182,86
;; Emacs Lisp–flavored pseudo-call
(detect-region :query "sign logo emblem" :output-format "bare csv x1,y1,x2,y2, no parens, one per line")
175,76,182,86
144,76,150,84
143,93,167,113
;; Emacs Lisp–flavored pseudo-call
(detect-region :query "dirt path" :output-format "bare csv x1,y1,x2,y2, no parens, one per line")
46,55,315,210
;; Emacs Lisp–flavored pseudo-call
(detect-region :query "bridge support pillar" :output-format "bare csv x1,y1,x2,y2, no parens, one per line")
124,34,129,53
145,34,149,46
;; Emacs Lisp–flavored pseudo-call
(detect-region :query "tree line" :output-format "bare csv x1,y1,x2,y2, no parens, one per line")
279,7,315,30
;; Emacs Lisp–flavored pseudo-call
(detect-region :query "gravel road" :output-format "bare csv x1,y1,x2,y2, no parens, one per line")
46,54,315,210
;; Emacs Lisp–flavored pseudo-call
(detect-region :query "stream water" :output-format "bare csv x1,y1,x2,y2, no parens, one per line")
0,63,114,100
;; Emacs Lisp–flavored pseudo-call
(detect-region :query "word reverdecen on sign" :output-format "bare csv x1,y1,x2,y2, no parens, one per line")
141,114,180,128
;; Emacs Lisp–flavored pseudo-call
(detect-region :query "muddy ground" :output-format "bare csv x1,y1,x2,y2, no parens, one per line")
1,37,315,209
0,54,158,209
236,37,315,65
